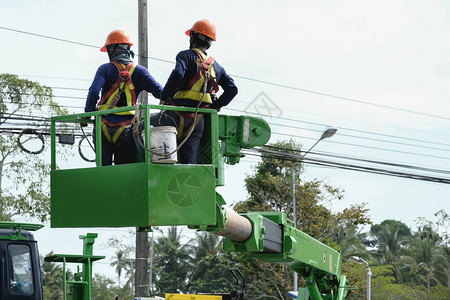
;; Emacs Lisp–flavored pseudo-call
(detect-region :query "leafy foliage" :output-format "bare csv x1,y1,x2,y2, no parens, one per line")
41,253,73,300
0,73,68,221
233,140,373,297
235,140,371,243
153,226,193,295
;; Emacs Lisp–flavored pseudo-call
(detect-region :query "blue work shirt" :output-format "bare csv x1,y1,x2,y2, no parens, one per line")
85,62,162,122
161,49,238,109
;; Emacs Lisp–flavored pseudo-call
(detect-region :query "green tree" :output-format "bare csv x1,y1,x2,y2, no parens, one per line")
369,219,412,283
107,235,135,293
334,222,370,259
233,140,371,298
408,214,449,295
236,140,371,242
110,249,133,290
435,210,450,294
411,218,442,291
153,226,193,295
91,273,134,300
41,253,73,300
91,274,116,300
0,73,67,221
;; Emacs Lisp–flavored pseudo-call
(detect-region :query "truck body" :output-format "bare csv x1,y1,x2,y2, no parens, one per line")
0,223,44,300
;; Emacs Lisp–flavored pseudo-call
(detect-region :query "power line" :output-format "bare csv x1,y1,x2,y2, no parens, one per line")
5,91,449,154
269,122,450,153
4,100,450,163
25,82,450,143
31,84,450,144
243,148,450,184
2,25,450,121
271,131,450,161
225,107,450,148
0,26,99,49
230,75,450,121
262,145,450,175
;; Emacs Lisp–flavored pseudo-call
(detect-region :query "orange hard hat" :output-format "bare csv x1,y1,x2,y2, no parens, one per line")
185,19,216,41
100,30,133,52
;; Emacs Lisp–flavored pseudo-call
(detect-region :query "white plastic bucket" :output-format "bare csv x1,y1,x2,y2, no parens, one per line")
150,126,178,164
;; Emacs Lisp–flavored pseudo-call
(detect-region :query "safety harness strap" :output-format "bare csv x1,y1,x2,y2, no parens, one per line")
173,49,218,104
97,62,137,113
187,52,218,93
175,111,203,141
101,122,129,144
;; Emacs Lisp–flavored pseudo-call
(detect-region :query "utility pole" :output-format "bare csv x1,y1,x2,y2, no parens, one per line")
138,0,148,104
135,0,149,297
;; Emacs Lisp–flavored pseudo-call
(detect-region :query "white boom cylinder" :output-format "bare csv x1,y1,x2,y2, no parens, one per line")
215,209,252,242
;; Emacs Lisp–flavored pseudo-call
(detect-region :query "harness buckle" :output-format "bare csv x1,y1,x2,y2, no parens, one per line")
119,71,130,81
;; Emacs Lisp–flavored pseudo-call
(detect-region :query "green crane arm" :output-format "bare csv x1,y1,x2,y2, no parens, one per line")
49,105,353,299
193,205,351,300
195,116,352,299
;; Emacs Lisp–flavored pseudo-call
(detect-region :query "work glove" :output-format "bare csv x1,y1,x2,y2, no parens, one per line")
80,117,91,127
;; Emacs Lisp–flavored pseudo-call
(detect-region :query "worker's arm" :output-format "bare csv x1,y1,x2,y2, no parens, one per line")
85,64,108,112
134,65,163,100
210,60,238,110
160,51,188,102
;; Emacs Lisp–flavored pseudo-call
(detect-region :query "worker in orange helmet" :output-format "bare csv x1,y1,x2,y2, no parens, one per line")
85,30,162,165
152,19,238,164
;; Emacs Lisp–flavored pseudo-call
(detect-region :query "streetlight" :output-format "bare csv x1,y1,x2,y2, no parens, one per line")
292,126,337,292
349,256,372,300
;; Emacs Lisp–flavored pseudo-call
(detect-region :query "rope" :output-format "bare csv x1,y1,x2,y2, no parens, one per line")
131,70,210,158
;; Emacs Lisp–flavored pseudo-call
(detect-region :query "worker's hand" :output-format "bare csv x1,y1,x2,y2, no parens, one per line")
207,103,221,112
80,117,91,127
159,99,171,105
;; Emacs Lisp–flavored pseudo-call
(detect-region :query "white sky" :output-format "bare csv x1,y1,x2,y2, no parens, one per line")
2,0,450,279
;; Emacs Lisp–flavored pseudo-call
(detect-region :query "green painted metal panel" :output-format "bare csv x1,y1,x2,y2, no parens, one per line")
147,163,216,226
51,163,216,228
51,163,149,227
283,225,342,276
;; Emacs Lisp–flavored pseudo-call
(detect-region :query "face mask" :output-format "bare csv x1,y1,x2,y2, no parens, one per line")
107,44,134,64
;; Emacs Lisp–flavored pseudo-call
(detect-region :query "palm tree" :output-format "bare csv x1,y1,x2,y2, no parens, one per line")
110,250,131,289
410,220,443,291
154,226,193,294
190,232,221,284
335,222,370,260
369,220,412,283
193,232,220,258
41,252,73,300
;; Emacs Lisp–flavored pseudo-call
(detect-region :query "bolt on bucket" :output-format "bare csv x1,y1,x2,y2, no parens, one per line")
150,126,178,164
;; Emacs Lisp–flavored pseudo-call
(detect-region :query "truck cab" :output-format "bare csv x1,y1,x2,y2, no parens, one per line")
0,222,44,300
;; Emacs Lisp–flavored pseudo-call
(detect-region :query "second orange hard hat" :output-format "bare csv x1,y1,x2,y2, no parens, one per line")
100,30,133,52
185,19,216,41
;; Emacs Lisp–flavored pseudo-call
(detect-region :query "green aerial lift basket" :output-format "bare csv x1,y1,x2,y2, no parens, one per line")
49,104,270,228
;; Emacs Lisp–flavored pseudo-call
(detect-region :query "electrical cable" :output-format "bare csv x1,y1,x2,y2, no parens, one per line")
261,145,450,175
5,95,450,159
224,107,450,147
269,122,450,153
270,131,450,162
2,25,450,121
5,109,450,164
242,149,450,184
78,133,96,163
17,129,45,154
10,87,450,148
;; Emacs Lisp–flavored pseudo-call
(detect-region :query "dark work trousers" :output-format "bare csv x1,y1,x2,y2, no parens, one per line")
93,124,137,166
148,110,204,164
